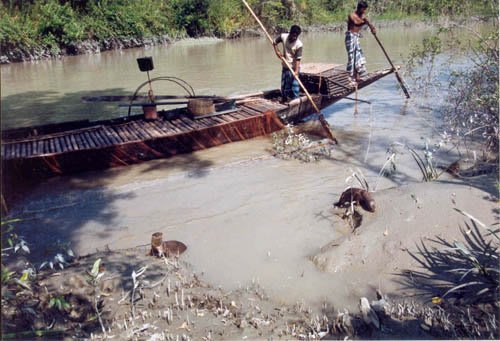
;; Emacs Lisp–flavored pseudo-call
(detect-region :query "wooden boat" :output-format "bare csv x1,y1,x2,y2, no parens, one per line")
1,63,394,195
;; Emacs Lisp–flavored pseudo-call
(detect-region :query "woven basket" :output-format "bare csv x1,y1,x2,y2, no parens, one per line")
187,99,215,116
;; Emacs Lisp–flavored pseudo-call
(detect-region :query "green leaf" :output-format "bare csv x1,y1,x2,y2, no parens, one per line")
20,271,29,282
1,218,21,226
91,258,101,278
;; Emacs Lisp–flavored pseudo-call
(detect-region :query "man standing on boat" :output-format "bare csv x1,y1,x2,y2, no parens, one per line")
346,1,376,82
273,25,303,101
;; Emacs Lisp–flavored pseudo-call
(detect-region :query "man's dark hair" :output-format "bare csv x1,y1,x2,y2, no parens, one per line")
357,1,368,12
290,25,301,35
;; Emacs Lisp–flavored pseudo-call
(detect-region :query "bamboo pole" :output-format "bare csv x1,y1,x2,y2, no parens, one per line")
241,0,336,142
369,28,411,99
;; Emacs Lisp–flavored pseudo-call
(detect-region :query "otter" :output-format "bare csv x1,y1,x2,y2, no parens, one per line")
333,187,376,212
162,240,187,257
149,232,187,257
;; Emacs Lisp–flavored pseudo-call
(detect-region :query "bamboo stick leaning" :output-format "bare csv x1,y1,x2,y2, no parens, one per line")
241,0,336,142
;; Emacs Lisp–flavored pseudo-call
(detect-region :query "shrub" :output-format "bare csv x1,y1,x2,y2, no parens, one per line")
33,0,84,45
444,31,499,154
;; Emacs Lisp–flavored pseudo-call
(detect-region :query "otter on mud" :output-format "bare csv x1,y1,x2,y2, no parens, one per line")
333,187,376,212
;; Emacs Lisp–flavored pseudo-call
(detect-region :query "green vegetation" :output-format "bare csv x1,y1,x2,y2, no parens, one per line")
405,25,499,156
1,0,497,56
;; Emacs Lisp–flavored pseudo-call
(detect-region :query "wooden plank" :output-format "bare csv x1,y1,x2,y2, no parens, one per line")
179,116,204,130
3,144,9,159
240,105,262,116
42,139,50,154
49,138,56,154
101,126,118,145
122,124,142,140
80,131,94,148
69,132,82,149
162,120,184,134
192,117,211,128
3,125,103,144
28,140,37,156
37,139,45,155
89,130,106,147
63,135,75,151
136,121,158,139
134,120,155,139
12,143,19,158
145,121,166,136
113,125,132,142
129,121,153,140
87,131,102,147
24,142,30,156
170,119,191,132
103,126,120,145
95,129,114,146
20,142,26,157
108,126,127,143
208,116,227,125
142,121,163,138
26,141,33,156
9,144,17,159
53,136,63,153
151,120,174,134
83,131,98,148
73,133,87,150
233,109,254,118
10,144,17,159
214,113,234,123
115,125,134,141
111,125,129,142
228,111,248,120
57,135,68,152
192,108,239,120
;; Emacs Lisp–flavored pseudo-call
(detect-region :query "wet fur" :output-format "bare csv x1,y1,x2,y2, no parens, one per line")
334,188,376,212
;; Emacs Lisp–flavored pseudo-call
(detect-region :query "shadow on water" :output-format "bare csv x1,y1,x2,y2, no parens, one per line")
1,87,147,130
2,85,215,262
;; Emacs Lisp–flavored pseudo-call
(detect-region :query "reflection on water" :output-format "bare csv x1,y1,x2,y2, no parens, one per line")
1,26,441,129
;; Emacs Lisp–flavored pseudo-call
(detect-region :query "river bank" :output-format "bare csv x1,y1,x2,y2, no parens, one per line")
0,17,490,64
3,168,498,339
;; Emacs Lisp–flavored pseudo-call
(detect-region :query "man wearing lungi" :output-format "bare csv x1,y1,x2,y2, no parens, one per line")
273,25,303,101
346,1,376,81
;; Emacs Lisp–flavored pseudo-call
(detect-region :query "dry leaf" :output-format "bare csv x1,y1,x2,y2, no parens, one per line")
431,297,442,304
178,321,190,331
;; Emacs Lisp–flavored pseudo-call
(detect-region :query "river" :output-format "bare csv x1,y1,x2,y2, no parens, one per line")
1,25,438,129
1,24,493,310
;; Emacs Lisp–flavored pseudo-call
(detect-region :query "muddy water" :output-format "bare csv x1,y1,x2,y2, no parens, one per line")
1,26,438,129
2,25,489,310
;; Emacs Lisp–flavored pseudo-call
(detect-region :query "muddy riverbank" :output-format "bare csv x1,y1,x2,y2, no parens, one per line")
3,172,498,339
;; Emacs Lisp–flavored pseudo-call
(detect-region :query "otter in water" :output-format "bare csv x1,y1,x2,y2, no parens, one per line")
333,188,376,212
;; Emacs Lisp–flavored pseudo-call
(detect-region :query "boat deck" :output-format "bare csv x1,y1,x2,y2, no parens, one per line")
2,98,288,160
